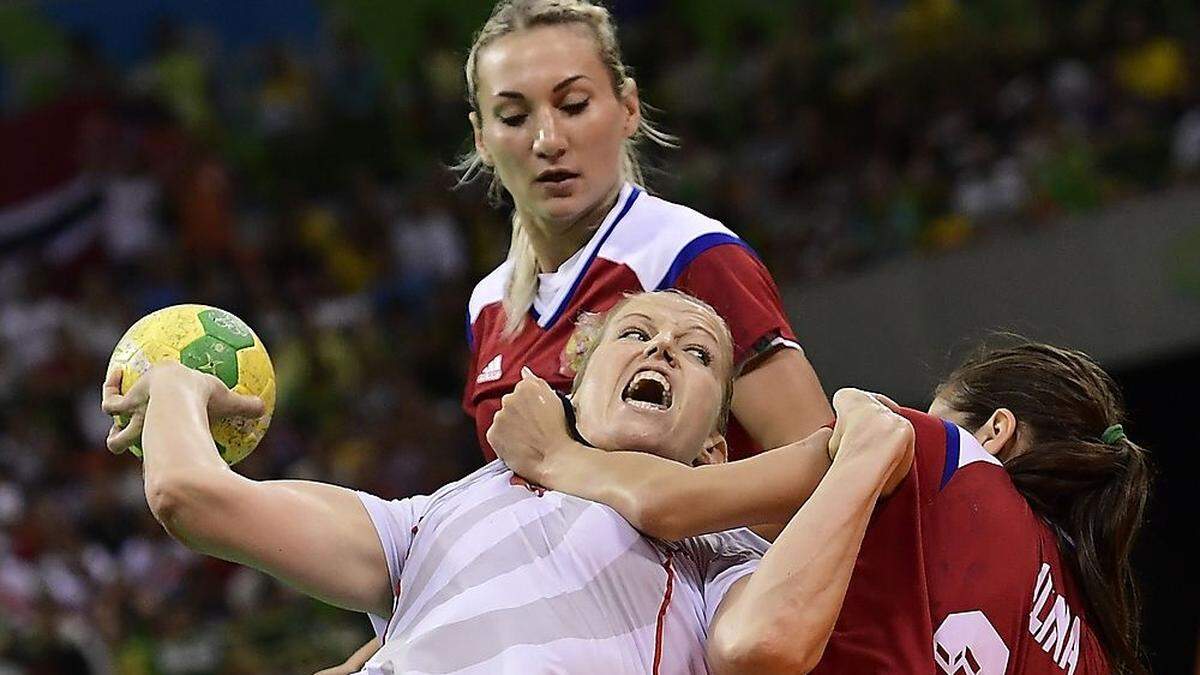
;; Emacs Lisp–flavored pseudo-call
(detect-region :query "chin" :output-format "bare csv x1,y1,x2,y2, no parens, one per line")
539,196,589,223
604,422,687,462
545,186,607,216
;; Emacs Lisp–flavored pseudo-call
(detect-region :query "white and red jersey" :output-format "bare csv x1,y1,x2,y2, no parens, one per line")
355,461,766,674
464,183,799,460
812,408,1110,675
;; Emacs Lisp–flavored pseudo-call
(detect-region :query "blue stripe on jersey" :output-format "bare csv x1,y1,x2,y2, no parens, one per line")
940,419,961,490
655,232,755,291
539,187,642,329
466,310,474,351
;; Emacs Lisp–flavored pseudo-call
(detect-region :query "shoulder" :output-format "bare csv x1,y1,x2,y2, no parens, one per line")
893,408,1005,496
600,190,752,292
898,410,1042,569
468,259,512,325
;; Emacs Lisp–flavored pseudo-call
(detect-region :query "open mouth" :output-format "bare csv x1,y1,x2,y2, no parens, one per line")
536,169,579,184
621,369,672,411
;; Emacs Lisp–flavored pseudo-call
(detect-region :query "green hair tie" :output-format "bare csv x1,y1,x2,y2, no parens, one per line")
1101,424,1126,444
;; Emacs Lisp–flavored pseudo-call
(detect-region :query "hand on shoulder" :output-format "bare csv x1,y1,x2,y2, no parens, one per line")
827,388,914,496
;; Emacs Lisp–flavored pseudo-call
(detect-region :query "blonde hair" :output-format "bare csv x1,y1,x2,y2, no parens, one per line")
455,0,676,336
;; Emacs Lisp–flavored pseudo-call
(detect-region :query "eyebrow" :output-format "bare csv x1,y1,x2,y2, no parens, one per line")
617,311,653,324
494,74,590,101
615,311,722,344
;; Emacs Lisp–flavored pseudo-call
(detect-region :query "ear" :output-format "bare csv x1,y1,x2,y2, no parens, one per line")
470,111,493,167
619,77,641,139
974,408,1020,460
694,432,728,466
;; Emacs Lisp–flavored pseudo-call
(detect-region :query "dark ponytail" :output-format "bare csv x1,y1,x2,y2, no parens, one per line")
937,338,1151,675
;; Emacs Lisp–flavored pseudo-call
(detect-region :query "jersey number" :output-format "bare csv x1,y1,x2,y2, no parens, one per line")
934,611,1010,675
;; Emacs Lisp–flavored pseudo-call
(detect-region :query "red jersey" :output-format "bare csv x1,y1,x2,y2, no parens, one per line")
464,183,799,460
813,408,1110,675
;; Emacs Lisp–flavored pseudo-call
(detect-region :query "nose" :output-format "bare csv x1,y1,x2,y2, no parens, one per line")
643,332,677,367
532,112,566,160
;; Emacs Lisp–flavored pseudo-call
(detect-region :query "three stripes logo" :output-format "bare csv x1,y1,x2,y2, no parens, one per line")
477,354,502,383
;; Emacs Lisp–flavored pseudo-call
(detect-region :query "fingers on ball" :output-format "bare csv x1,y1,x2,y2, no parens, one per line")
107,419,141,454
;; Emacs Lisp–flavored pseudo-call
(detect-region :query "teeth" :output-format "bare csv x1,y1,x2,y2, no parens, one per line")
626,400,665,411
631,370,670,393
622,369,672,410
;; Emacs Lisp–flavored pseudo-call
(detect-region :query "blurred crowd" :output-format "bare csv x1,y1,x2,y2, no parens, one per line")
1,1,1198,672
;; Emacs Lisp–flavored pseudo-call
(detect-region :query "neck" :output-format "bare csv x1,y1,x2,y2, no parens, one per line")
521,184,623,272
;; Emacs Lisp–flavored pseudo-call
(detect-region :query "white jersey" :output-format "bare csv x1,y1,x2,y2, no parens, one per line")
355,461,765,674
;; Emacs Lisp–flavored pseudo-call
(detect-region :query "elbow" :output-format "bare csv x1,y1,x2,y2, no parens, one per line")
145,471,229,548
624,489,689,541
708,622,824,675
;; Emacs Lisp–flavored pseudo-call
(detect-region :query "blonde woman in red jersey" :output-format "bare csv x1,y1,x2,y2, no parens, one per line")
455,0,831,462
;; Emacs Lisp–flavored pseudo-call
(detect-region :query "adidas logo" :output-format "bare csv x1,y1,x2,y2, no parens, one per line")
477,354,503,383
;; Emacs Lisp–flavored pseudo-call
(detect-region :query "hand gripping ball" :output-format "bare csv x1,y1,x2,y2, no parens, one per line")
106,304,276,465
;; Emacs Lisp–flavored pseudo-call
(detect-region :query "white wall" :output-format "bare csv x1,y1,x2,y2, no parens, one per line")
786,188,1200,403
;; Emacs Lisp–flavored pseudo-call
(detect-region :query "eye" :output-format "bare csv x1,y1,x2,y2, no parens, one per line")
499,113,527,127
684,346,712,366
618,327,649,341
561,99,589,115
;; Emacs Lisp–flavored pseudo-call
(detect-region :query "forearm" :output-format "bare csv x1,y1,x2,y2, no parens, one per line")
142,375,236,540
711,451,897,673
544,434,831,540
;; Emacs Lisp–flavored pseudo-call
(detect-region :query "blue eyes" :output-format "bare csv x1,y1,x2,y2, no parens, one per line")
617,328,712,366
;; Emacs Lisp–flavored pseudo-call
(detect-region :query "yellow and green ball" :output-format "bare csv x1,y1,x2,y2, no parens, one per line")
106,304,275,465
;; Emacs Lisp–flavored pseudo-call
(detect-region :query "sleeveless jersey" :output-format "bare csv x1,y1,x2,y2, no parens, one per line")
356,460,766,674
812,408,1110,675
464,183,799,460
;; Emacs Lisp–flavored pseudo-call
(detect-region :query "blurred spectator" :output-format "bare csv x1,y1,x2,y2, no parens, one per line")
1115,31,1188,102
177,150,234,260
96,137,162,264
140,20,214,135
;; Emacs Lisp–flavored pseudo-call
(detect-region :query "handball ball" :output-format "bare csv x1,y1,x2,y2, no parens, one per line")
106,304,276,465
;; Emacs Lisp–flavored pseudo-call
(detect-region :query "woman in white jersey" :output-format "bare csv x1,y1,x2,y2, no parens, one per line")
101,290,909,674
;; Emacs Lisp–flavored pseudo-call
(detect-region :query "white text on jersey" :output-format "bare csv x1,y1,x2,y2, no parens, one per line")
1028,562,1081,675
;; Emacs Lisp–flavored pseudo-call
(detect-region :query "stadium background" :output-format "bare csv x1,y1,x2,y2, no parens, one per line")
1,0,1197,672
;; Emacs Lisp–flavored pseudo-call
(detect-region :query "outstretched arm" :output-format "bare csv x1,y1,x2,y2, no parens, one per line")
106,363,392,617
706,389,915,674
489,370,831,540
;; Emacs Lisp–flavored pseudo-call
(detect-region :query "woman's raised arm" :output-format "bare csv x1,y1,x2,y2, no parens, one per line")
104,363,393,617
